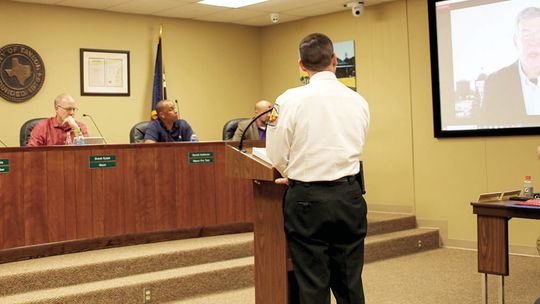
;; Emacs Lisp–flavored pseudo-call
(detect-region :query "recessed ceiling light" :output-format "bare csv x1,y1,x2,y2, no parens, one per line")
197,0,268,9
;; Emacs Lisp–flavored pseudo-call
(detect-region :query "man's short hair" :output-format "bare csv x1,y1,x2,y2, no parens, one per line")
299,33,334,72
516,7,540,32
54,93,72,106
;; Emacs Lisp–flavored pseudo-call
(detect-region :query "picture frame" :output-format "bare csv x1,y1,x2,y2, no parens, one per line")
80,48,130,96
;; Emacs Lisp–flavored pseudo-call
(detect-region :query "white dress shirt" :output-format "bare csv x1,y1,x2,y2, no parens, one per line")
519,62,540,115
266,71,370,182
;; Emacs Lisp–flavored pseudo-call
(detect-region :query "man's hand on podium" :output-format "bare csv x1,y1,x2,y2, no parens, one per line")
274,177,288,185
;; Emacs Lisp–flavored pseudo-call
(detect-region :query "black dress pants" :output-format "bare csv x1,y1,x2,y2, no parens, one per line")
284,178,368,304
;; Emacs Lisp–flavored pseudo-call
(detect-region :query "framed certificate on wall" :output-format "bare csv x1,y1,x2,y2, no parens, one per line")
80,48,130,96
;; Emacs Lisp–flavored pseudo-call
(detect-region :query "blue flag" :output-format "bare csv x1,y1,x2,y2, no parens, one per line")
151,27,167,120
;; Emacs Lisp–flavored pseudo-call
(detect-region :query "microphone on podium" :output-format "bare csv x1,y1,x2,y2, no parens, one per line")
82,113,108,144
238,107,274,153
0,137,7,147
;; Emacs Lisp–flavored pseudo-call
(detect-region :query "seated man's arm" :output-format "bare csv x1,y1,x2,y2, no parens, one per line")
143,122,159,144
79,122,90,137
182,120,194,142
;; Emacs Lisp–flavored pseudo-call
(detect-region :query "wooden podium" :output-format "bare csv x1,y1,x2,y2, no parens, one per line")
225,144,290,304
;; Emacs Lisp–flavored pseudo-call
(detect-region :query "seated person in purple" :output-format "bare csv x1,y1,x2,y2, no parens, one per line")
144,100,195,143
232,100,273,141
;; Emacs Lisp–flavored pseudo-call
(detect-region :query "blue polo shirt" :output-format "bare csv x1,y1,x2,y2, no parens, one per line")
144,119,194,142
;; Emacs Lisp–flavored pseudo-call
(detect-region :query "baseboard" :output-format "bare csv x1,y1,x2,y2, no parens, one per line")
368,203,413,213
416,218,447,247
510,244,539,256
415,218,538,256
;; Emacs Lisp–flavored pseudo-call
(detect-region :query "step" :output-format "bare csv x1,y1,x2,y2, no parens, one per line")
0,256,254,304
0,213,439,303
365,228,440,263
367,212,416,236
166,287,255,304
0,233,254,297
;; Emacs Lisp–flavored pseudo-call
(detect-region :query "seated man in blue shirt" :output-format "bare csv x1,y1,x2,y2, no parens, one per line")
144,100,195,143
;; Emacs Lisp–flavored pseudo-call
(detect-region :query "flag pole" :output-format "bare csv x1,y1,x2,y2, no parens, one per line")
160,24,167,100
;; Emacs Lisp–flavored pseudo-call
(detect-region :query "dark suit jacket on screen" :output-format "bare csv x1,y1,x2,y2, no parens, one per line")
482,61,540,126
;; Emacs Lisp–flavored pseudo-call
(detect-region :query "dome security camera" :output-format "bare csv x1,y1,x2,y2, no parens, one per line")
352,3,363,16
270,13,280,23
345,1,364,17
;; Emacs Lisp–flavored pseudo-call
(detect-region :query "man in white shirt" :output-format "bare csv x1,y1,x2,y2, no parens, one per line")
266,33,370,304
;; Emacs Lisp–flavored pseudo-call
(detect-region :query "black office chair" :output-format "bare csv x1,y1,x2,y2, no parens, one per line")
222,118,247,140
129,121,149,143
20,118,46,146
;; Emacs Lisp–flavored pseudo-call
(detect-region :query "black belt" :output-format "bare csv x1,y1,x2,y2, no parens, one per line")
289,175,355,187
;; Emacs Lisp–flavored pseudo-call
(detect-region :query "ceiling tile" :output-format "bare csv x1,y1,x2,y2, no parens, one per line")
284,1,347,17
246,0,339,13
105,0,185,15
194,8,270,23
7,0,385,26
236,13,305,26
57,0,132,10
151,3,227,19
10,0,63,4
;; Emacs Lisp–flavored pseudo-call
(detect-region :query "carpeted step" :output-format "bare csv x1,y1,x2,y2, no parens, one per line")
165,287,255,304
0,213,440,303
365,228,440,263
367,212,417,236
0,233,253,297
0,256,254,304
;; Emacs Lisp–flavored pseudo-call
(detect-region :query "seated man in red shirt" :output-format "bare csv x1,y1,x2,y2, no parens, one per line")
27,93,89,146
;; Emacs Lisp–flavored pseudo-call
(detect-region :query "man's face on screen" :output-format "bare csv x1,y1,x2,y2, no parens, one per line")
516,16,540,73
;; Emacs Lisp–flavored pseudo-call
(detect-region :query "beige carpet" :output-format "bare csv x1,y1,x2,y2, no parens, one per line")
363,248,540,304
173,248,540,304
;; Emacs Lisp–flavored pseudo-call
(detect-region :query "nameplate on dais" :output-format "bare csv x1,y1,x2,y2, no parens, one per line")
188,152,214,164
88,155,116,169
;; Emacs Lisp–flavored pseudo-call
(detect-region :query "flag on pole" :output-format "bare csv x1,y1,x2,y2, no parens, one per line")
151,24,167,120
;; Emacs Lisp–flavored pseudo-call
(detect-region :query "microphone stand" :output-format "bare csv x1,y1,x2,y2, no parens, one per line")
238,107,273,153
82,114,108,144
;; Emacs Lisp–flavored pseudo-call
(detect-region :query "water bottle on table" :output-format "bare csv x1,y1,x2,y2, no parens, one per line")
73,129,85,145
522,175,533,198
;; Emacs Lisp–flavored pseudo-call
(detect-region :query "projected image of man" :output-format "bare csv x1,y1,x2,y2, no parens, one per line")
483,7,540,126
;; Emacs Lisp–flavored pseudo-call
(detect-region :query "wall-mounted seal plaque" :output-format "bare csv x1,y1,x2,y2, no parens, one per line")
0,44,45,103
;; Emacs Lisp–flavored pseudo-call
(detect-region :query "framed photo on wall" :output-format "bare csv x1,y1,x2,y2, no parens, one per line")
80,48,130,96
334,40,356,91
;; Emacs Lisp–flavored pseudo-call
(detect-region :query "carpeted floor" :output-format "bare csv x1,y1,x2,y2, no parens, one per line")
174,247,540,304
362,247,540,304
